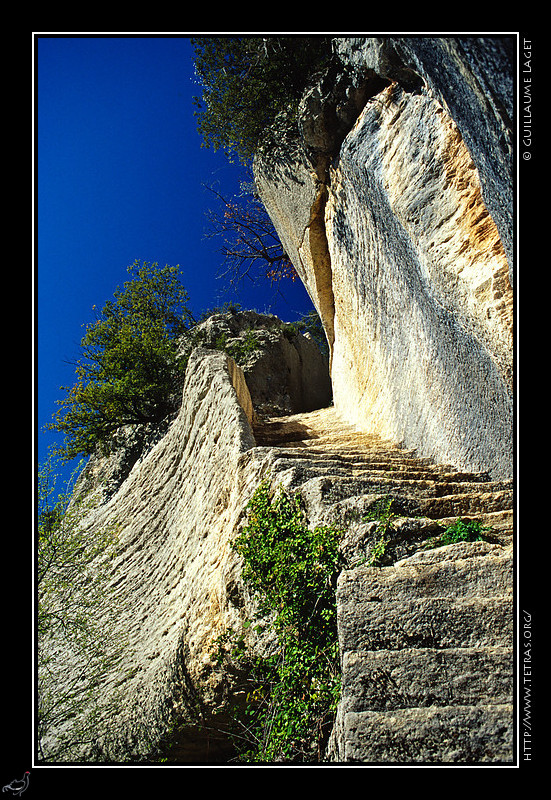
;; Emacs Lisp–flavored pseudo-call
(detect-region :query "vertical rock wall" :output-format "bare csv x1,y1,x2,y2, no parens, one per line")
42,349,263,761
254,36,514,478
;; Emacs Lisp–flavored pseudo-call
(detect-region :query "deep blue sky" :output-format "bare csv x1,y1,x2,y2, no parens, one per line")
36,35,314,475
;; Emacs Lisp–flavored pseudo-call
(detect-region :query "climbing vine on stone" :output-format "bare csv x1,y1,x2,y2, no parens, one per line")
229,480,342,762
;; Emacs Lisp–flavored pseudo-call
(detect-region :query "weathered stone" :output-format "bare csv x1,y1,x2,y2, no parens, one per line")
338,704,513,763
255,36,514,479
331,541,513,763
40,323,330,763
180,310,332,418
332,36,514,277
326,81,512,478
41,348,267,762
342,646,514,711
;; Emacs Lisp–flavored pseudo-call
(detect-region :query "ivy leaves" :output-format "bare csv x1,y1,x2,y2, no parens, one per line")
231,481,342,762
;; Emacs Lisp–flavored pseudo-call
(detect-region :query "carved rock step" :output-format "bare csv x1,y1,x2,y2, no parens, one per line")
262,450,504,489
342,645,513,711
255,410,512,526
416,489,513,519
255,415,513,565
338,544,512,607
339,594,513,653
340,704,514,763
270,467,510,508
262,451,452,480
333,543,514,763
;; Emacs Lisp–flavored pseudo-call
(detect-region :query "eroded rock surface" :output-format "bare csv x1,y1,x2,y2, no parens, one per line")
41,349,262,761
254,36,514,478
42,340,513,763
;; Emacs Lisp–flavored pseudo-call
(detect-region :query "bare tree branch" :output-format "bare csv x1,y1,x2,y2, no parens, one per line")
203,184,298,286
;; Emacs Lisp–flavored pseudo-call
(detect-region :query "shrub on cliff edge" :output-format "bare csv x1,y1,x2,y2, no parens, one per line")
191,36,333,163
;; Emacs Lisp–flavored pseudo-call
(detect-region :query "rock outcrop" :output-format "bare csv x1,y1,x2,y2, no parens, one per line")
41,348,258,762
41,314,513,763
41,37,515,766
181,309,332,419
254,36,514,479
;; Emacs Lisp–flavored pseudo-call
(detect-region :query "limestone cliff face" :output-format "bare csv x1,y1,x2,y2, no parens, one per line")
254,36,514,479
41,38,515,764
42,349,257,761
41,318,332,763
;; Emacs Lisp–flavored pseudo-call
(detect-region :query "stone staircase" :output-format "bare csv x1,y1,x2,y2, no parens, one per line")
252,407,514,764
332,541,513,763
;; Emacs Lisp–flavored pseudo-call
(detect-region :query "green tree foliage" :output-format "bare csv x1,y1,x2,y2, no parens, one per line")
191,36,333,162
37,455,124,761
49,261,194,460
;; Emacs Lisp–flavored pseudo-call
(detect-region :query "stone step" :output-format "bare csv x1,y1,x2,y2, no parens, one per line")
338,594,513,652
417,489,513,519
342,646,513,712
265,449,501,486
286,458,451,483
295,447,444,468
435,508,513,531
298,450,495,482
274,470,511,515
338,542,512,601
268,456,446,483
338,704,514,763
266,409,516,765
337,544,513,652
302,465,503,493
313,497,512,538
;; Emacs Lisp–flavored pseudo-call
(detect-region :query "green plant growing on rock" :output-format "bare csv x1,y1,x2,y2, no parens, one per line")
215,328,261,365
364,495,397,567
424,517,493,550
230,480,342,762
284,310,329,359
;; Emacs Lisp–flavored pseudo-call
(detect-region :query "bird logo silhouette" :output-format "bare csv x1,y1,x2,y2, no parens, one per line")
2,773,30,797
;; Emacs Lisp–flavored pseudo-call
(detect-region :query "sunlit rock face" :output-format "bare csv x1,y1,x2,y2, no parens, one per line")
255,36,514,479
41,37,515,765
41,319,332,763
41,349,263,762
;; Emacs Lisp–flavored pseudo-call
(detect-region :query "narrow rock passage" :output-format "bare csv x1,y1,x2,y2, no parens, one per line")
253,406,514,763
253,406,513,543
